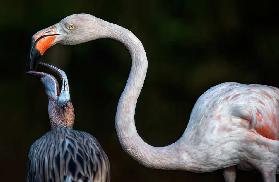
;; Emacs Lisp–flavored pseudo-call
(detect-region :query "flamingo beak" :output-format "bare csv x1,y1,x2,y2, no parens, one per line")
29,25,59,70
29,40,41,70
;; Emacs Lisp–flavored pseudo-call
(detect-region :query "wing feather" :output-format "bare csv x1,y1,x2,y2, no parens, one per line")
27,128,110,182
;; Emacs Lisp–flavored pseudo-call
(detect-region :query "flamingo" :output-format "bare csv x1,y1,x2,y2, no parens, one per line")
27,63,110,182
29,14,279,182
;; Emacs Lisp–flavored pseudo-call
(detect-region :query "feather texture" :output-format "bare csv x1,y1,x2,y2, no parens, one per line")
27,128,110,182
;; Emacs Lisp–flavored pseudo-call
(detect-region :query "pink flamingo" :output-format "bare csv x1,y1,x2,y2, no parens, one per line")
29,14,279,182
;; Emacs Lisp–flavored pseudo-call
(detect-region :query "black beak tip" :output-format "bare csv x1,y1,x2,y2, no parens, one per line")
26,71,44,78
29,46,42,71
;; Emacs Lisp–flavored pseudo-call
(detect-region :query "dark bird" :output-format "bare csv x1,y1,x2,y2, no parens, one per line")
27,63,110,182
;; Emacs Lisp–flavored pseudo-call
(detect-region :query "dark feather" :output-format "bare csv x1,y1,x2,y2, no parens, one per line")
27,128,110,182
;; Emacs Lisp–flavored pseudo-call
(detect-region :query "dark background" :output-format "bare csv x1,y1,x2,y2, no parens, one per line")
0,0,278,181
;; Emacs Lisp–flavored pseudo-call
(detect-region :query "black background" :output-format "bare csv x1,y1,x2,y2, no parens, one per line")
0,0,278,181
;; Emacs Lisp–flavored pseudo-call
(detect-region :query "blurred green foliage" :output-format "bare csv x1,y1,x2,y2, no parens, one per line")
0,0,278,181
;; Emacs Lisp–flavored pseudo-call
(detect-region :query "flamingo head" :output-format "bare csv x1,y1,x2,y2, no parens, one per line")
29,13,107,70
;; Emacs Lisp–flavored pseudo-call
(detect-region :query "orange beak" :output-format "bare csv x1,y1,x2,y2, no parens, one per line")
29,26,59,70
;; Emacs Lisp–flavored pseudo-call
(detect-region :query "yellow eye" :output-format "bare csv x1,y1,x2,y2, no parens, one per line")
67,24,75,30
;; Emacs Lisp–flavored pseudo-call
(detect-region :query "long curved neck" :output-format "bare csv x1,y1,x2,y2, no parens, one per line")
99,21,187,169
91,18,241,171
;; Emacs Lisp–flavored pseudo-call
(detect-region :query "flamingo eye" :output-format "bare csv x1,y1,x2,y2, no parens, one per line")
66,23,75,30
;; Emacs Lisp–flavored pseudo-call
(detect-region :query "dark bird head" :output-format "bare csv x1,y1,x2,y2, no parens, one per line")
29,14,108,70
27,63,75,129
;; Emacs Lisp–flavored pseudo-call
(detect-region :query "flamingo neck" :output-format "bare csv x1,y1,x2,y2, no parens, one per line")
92,18,242,171
96,20,184,169
48,99,75,129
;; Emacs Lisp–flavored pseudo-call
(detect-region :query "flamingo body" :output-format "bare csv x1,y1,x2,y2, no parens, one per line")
183,82,279,176
185,82,279,143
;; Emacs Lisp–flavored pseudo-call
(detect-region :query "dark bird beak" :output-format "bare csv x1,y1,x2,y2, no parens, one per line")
27,63,70,103
26,71,46,78
29,25,59,70
39,62,70,102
